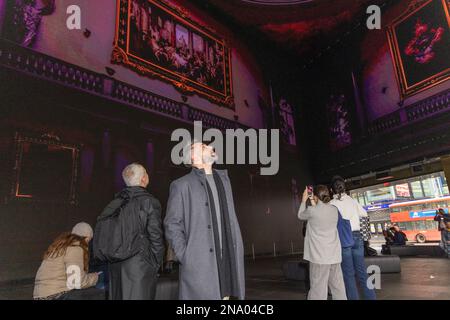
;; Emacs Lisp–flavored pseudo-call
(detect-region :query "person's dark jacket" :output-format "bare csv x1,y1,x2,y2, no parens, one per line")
434,213,450,231
106,186,165,300
392,230,407,246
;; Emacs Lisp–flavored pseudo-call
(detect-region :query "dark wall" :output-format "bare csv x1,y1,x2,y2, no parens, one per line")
0,67,311,282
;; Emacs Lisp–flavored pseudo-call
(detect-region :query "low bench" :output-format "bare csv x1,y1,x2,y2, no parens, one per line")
283,255,401,281
389,245,445,257
364,255,401,273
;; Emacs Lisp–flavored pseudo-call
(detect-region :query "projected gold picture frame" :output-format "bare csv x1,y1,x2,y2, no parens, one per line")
112,0,234,108
10,132,80,205
387,0,450,100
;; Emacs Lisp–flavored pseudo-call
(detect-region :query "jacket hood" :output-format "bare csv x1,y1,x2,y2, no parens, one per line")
115,186,149,199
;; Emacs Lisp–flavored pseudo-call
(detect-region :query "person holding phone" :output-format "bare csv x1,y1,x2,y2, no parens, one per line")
297,185,347,300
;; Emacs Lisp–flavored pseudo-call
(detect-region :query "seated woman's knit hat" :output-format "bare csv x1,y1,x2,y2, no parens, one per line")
71,222,93,239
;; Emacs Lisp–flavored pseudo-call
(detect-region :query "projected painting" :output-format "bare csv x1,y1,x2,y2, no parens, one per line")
277,98,297,146
112,0,234,108
387,0,450,99
326,93,352,151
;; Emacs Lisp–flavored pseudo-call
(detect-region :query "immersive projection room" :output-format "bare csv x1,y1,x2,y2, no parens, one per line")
0,0,449,305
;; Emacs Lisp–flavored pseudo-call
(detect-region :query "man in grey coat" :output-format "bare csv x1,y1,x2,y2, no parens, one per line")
164,142,245,300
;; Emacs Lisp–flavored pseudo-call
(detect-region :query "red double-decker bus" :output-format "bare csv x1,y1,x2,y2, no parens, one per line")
389,197,450,243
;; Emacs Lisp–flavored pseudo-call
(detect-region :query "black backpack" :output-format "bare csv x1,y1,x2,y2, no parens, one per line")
365,245,378,257
93,193,147,263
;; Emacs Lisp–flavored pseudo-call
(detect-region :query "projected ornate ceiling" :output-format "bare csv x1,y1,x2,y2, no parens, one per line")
205,0,388,55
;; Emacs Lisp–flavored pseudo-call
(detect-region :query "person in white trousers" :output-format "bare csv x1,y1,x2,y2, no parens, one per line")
298,185,347,300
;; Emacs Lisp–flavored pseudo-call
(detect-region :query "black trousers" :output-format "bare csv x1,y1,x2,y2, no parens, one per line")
108,253,158,300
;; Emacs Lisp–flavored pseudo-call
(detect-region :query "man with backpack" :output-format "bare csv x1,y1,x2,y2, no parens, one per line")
93,163,165,300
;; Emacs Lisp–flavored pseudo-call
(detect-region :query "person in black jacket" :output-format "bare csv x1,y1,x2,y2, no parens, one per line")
391,225,407,246
434,209,450,252
107,163,165,300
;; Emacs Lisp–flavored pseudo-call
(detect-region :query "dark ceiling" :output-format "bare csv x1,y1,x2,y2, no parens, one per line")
207,0,369,25
195,0,389,57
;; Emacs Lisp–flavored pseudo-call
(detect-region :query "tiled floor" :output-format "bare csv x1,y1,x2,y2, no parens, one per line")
1,255,449,300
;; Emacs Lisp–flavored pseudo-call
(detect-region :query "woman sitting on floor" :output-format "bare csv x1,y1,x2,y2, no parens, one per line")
33,222,101,300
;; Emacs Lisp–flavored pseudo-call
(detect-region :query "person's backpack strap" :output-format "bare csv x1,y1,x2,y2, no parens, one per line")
97,193,130,222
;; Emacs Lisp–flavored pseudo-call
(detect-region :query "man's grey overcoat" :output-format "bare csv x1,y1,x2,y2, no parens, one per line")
164,168,245,300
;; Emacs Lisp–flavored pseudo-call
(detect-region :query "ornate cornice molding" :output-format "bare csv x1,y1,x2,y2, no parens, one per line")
0,38,242,131
367,88,450,135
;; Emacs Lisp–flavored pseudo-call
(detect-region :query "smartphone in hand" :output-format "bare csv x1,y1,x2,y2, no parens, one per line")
95,271,105,289
307,185,313,198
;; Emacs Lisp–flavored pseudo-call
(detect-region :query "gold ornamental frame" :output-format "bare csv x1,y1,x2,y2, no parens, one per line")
387,0,450,100
112,0,234,108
